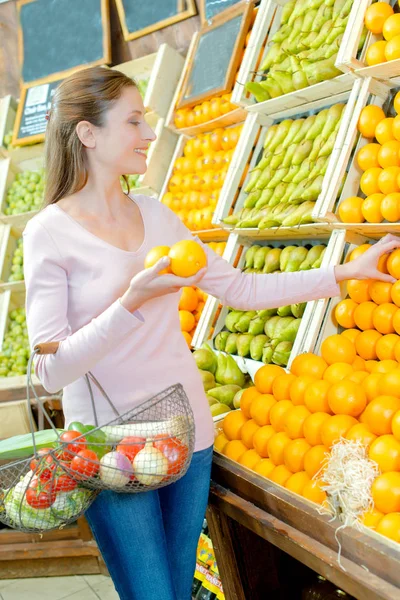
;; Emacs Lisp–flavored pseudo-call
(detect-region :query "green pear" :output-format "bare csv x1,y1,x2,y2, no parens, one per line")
311,246,326,269
302,55,342,86
280,246,297,271
282,201,315,227
281,145,298,170
215,353,227,385
309,0,325,9
257,152,274,171
318,131,337,158
222,214,240,227
301,175,324,202
291,302,307,318
200,370,216,392
244,245,261,269
282,0,296,24
271,23,291,44
270,145,286,171
265,315,282,339
334,0,352,19
244,189,262,209
268,120,294,152
237,207,272,228
302,8,319,33
263,248,282,274
292,160,312,184
260,43,283,71
305,109,329,141
210,403,231,418
233,389,245,410
285,247,309,272
255,167,274,190
310,19,335,49
267,168,289,190
270,317,295,343
272,342,294,367
262,343,274,364
309,135,324,161
320,103,345,139
282,119,305,149
245,82,270,103
270,71,295,95
225,311,243,333
250,335,269,362
263,125,279,149
225,333,239,355
272,318,302,345
293,115,317,144
268,183,289,207
236,334,254,358
283,165,301,183
292,70,309,92
248,315,269,336
308,156,329,181
257,309,278,320
208,385,241,408
277,305,293,317
311,4,333,33
299,245,326,270
259,78,283,99
288,180,310,205
280,182,298,204
292,140,313,166
193,349,217,374
215,331,230,352
235,311,258,333
254,246,271,270
255,188,274,209
244,168,262,193
207,394,218,407
288,0,308,25
223,354,246,387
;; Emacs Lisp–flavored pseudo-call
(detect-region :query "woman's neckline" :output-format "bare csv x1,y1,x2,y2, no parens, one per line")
50,194,146,255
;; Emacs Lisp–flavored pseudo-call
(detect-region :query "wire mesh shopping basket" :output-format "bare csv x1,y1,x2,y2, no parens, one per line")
27,343,196,494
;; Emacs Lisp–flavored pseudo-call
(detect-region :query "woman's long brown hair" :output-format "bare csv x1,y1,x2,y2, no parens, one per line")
44,66,136,206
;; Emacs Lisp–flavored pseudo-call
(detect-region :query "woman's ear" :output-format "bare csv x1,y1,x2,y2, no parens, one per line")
76,121,96,149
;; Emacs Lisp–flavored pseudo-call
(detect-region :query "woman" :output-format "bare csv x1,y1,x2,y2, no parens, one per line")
23,67,399,600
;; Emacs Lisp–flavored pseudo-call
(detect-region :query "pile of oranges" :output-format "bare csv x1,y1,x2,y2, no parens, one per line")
215,244,400,544
179,241,226,347
162,125,243,231
174,94,238,129
365,3,400,65
338,92,400,224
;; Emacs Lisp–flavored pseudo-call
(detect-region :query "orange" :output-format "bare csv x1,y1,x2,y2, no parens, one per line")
394,309,400,335
369,281,393,305
144,245,171,273
240,386,260,418
303,412,331,446
361,193,384,222
267,432,292,466
366,40,387,66
182,331,192,347
209,128,224,152
345,370,369,384
376,118,395,144
391,281,400,307
358,106,385,138
253,458,275,478
378,166,400,194
254,364,285,394
369,434,400,472
223,440,247,462
240,419,260,449
285,471,310,496
179,310,196,332
334,299,358,328
284,439,311,473
304,380,332,414
362,372,382,403
395,339,400,362
222,410,248,441
378,140,400,168
394,114,400,142
352,356,366,371
321,415,358,448
384,14,400,40
169,240,207,277
250,394,276,426
388,248,400,278
371,472,400,513
361,507,384,529
342,328,362,344
354,301,378,331
360,168,383,196
327,380,367,417
238,449,262,470
363,395,400,435
283,405,311,440
376,334,400,361
372,359,399,373
346,423,376,447
355,329,383,359
179,287,199,312
304,445,328,478
270,400,294,432
272,373,296,401
269,465,292,487
349,244,371,261
391,408,400,441
289,376,316,405
253,425,276,457
356,143,381,171
373,302,398,334
214,432,229,454
302,480,327,505
290,353,327,379
338,197,364,223
385,34,400,61
381,192,400,222
376,513,400,542
321,334,356,365
378,370,400,398
347,279,371,303
364,2,394,34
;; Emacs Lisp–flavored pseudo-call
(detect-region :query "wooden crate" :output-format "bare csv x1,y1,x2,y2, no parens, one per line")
312,76,400,233
336,0,400,80
213,82,361,239
0,157,43,228
0,224,25,294
114,44,185,119
193,230,337,374
230,0,356,115
0,96,17,159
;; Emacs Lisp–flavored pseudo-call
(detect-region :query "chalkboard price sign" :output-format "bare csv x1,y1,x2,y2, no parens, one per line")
200,0,243,23
177,2,253,109
18,0,111,85
12,79,62,146
116,0,197,42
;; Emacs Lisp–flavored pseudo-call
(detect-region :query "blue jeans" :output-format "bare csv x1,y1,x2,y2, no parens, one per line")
85,445,213,600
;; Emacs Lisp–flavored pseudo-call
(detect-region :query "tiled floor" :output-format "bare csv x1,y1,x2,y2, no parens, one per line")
0,574,120,600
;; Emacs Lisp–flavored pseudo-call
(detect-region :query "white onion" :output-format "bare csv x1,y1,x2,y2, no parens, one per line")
132,441,168,485
99,451,133,487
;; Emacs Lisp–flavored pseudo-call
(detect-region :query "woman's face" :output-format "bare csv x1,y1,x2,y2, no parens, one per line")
89,85,156,176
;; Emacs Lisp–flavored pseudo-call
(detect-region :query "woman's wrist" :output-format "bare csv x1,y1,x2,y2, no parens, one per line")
120,288,143,314
334,262,356,283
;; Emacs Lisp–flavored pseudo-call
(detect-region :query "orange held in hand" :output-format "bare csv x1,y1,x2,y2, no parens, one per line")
144,245,172,273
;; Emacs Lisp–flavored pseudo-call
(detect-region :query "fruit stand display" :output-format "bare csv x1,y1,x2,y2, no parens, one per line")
0,224,24,293
212,84,360,237
231,0,357,115
0,156,44,228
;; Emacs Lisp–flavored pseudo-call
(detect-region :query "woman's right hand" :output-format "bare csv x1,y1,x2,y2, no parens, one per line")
120,257,207,313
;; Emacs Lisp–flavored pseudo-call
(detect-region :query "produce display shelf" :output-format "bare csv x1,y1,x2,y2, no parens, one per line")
213,83,361,230
231,0,357,115
0,95,17,159
219,223,333,240
197,229,230,242
312,76,398,226
169,107,247,137
193,230,337,372
0,155,43,223
114,43,185,119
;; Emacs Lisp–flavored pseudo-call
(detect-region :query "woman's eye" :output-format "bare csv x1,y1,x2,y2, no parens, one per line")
130,121,141,126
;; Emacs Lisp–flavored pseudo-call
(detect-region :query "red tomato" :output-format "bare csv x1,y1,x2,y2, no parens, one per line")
60,431,87,460
70,449,99,480
116,436,146,462
153,436,189,476
30,449,57,481
25,478,56,509
30,448,54,472
54,474,77,492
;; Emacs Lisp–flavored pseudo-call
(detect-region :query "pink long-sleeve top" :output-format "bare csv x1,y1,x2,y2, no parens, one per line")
23,194,340,451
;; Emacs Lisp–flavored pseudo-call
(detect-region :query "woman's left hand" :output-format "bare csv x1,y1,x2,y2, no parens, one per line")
335,234,400,284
